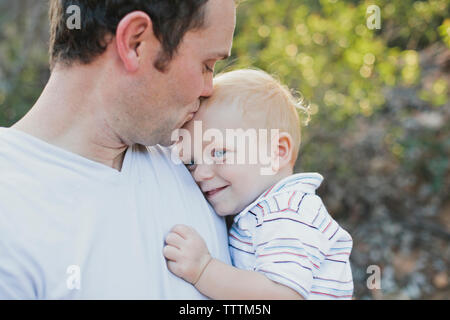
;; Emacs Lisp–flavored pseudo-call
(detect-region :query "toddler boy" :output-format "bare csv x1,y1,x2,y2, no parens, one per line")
163,69,354,300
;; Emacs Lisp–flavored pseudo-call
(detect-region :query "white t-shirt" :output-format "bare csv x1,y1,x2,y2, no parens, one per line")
0,127,231,299
229,173,354,299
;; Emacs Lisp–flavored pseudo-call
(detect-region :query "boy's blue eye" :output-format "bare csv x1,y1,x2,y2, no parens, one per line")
213,149,226,158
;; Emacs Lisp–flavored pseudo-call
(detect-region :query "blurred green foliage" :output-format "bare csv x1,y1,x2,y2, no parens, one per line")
0,1,50,126
0,0,449,299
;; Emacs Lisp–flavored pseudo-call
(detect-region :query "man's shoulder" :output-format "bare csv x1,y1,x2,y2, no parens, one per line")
0,130,41,182
0,127,36,168
0,127,15,156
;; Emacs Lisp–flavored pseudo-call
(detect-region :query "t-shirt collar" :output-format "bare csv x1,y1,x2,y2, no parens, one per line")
233,172,324,224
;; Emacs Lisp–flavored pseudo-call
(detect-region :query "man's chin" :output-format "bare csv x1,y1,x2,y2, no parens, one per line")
158,130,180,147
158,138,175,147
135,133,171,148
146,120,188,147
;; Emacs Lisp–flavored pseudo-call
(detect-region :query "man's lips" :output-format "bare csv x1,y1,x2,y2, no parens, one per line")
190,100,201,115
185,112,195,122
184,102,201,123
204,185,229,198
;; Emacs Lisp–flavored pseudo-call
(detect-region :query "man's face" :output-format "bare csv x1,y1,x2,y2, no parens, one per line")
123,0,236,147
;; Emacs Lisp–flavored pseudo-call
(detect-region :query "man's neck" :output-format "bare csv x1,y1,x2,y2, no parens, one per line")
12,65,128,171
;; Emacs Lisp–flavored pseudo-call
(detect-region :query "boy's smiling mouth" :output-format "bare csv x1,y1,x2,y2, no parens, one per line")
203,185,229,198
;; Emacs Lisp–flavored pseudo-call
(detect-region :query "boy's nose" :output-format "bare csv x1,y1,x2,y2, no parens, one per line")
193,164,214,182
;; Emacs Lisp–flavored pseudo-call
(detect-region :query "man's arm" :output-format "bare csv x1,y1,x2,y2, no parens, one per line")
163,224,303,300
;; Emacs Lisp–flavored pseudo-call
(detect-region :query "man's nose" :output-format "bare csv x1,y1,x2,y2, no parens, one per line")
200,73,214,98
193,163,214,182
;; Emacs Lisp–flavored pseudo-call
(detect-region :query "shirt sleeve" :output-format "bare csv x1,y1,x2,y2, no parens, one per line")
252,191,329,299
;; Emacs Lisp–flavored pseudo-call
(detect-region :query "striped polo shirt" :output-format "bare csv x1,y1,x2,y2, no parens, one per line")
229,172,354,299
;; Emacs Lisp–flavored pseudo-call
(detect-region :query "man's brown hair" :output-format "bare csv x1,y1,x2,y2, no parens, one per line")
49,0,210,71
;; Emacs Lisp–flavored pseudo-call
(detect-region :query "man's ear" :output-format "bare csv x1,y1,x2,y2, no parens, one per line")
115,11,157,73
271,132,294,172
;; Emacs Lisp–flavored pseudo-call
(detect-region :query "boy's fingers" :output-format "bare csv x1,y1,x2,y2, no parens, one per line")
167,260,181,276
171,224,191,239
165,232,185,249
163,245,180,261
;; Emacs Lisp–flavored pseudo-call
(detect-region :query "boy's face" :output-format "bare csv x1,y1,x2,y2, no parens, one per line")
181,100,281,216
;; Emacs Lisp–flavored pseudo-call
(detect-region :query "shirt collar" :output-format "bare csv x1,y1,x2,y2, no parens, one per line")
233,172,324,223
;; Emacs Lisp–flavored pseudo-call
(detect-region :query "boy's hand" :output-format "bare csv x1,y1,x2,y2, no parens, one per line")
163,224,212,285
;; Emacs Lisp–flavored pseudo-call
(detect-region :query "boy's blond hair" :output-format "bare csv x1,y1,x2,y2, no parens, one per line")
202,68,309,165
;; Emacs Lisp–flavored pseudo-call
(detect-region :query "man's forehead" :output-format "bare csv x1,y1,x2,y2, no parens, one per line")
201,0,236,41
204,0,236,22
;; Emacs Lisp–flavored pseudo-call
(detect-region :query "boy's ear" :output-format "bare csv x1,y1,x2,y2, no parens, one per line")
271,132,294,172
115,11,159,72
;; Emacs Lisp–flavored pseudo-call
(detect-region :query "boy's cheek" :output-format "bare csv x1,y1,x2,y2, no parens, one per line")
214,205,235,217
211,195,233,216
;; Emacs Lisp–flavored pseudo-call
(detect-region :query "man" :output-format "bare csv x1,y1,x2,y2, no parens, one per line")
0,0,236,299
